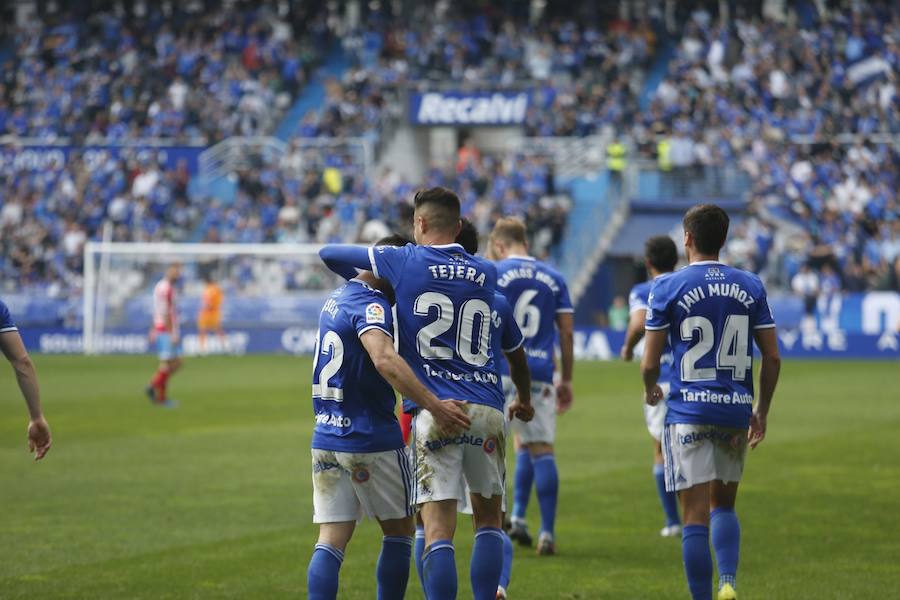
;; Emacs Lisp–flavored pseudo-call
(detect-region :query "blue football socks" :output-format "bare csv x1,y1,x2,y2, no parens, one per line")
682,525,713,600
307,543,344,600
422,539,456,600
414,526,426,593
512,448,534,521
377,536,412,600
499,529,514,590
654,463,680,526
711,507,740,590
532,453,559,535
470,527,505,600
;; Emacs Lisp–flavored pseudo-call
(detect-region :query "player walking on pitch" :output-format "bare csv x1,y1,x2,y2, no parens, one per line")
307,234,470,600
490,217,575,556
146,263,183,407
641,204,781,600
0,298,52,460
621,236,682,537
320,188,533,600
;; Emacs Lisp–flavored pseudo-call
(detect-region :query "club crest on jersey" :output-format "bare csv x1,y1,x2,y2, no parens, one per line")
704,267,726,281
365,303,386,324
352,467,370,483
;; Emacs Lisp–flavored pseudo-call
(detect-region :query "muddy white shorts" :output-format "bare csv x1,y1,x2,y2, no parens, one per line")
644,383,671,442
413,403,506,506
662,423,749,492
311,448,414,523
511,381,556,444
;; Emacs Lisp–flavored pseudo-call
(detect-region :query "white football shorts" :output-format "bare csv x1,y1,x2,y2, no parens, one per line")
644,383,671,442
511,381,556,444
413,403,506,507
662,423,749,492
311,448,414,523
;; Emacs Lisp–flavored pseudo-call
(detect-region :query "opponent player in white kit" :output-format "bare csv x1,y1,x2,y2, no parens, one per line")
621,235,682,537
641,204,781,600
146,263,182,407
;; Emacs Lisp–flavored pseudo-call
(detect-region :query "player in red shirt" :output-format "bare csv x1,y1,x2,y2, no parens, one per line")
145,264,183,407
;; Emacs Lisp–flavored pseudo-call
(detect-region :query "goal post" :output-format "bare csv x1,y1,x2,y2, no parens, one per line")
82,241,347,355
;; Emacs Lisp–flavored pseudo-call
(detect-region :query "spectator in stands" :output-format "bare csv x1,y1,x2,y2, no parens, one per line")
792,264,820,331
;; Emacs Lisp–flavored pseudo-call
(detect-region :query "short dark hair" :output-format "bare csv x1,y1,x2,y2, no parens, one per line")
375,233,413,247
683,204,730,255
644,236,678,273
456,218,479,254
413,187,461,233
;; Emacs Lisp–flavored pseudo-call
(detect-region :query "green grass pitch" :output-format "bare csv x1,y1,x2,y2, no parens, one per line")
1,356,898,598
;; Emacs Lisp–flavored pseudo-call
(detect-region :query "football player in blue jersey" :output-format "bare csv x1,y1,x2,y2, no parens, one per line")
489,217,575,556
641,204,781,600
621,236,682,537
307,234,471,600
320,188,534,600
0,298,52,460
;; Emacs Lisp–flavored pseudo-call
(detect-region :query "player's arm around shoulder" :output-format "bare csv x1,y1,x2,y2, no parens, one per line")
0,328,51,460
358,329,471,433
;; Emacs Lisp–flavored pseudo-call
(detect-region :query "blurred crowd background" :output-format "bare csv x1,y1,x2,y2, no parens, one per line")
0,0,897,314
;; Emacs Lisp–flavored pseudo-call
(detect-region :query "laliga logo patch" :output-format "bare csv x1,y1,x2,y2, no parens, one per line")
365,303,385,324
483,436,498,454
352,467,370,483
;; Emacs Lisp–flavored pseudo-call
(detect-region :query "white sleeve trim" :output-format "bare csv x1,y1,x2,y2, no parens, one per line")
644,323,670,331
0,326,18,333
753,323,777,329
555,308,575,313
502,337,525,353
367,246,379,278
357,324,393,339
629,305,648,315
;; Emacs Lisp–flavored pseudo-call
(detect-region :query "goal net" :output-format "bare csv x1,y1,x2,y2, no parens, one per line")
82,242,344,355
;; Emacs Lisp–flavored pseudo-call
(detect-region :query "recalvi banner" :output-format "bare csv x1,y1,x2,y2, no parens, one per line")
410,91,531,126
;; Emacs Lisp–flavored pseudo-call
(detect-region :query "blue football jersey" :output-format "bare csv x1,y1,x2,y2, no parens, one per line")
369,243,505,411
0,299,17,333
492,292,524,378
495,256,573,383
646,261,776,429
403,291,523,414
628,279,674,382
311,279,404,453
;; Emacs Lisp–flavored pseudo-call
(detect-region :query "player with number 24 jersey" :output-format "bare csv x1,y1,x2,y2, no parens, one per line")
646,263,775,430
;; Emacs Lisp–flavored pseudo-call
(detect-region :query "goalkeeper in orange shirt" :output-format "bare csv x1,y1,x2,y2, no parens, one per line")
197,274,225,353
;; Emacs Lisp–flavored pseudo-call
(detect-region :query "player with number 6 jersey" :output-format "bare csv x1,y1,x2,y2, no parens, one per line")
641,204,781,600
490,217,575,557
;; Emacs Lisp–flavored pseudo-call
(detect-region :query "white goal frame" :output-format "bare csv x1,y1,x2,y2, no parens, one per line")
82,241,332,355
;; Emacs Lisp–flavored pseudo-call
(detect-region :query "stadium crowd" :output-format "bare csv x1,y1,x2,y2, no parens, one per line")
638,3,899,292
1,1,898,297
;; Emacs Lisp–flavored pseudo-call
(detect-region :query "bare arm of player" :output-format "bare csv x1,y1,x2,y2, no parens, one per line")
750,327,781,449
0,331,51,460
359,329,472,433
640,329,667,407
504,346,534,423
555,312,575,414
621,309,646,361
318,245,369,280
